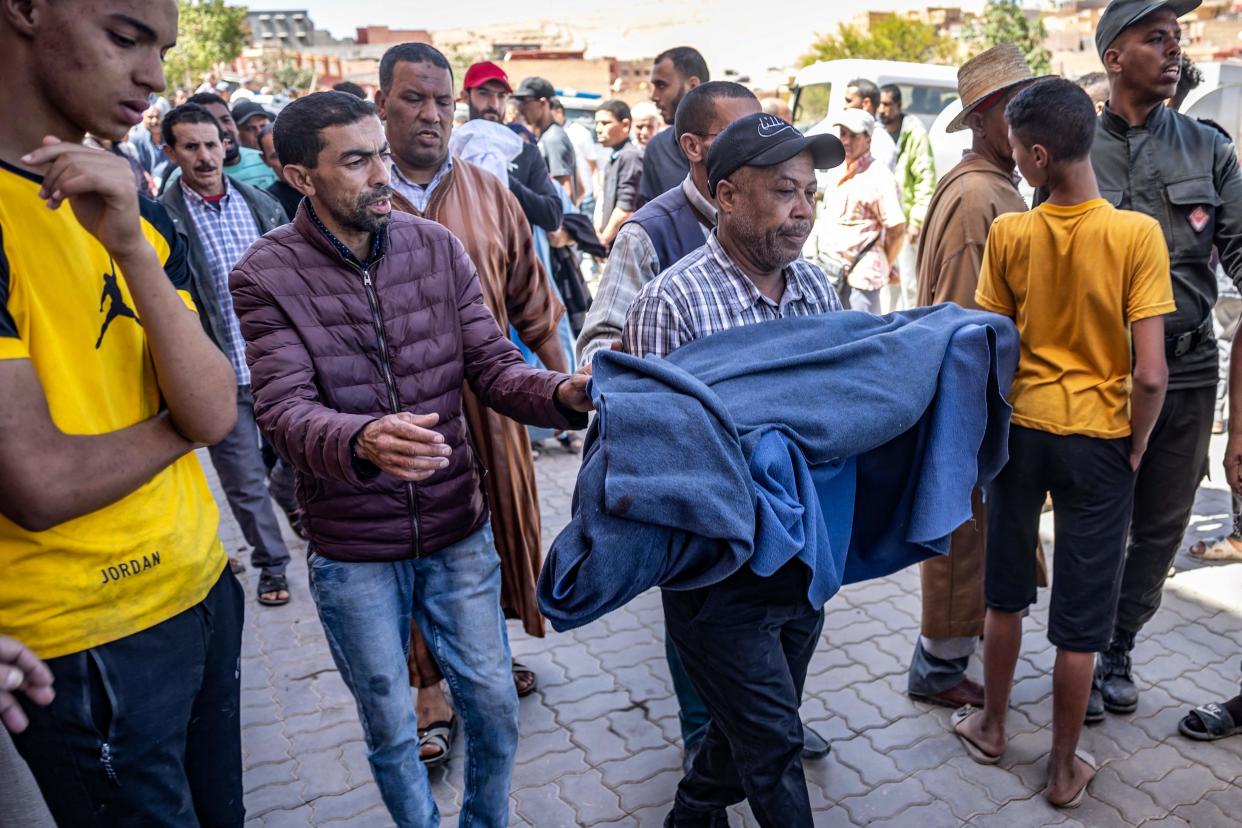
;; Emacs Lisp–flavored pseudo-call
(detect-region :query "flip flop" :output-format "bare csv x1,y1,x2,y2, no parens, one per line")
1048,749,1096,809
951,706,1002,765
1179,701,1242,741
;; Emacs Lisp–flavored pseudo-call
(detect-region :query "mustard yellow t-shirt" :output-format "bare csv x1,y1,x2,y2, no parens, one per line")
0,159,225,659
976,198,1175,439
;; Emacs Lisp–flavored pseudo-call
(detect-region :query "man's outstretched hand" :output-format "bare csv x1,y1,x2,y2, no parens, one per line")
555,370,594,413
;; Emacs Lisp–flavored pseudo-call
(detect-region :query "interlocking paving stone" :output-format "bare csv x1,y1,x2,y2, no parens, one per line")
512,782,581,827
511,747,592,791
1172,797,1237,828
830,734,906,786
295,748,354,801
216,444,1242,826
1138,765,1228,811
614,768,682,812
513,727,576,765
568,720,645,764
244,759,298,795
867,798,961,828
596,745,683,789
307,782,384,824
556,769,628,824
915,764,997,822
1089,765,1169,825
838,776,934,824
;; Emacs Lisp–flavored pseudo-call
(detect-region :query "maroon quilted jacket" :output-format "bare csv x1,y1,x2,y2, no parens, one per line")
229,204,580,561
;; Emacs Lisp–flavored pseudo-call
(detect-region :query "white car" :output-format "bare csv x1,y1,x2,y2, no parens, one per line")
791,59,959,134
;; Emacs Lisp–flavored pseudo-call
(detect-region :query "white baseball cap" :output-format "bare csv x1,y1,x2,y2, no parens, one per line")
831,108,875,137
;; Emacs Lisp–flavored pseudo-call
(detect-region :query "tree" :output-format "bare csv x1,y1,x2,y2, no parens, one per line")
163,0,249,90
800,16,958,67
963,0,1051,76
260,50,314,93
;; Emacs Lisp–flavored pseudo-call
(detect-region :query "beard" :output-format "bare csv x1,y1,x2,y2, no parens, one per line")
468,104,502,122
730,211,812,274
328,183,393,234
222,136,241,165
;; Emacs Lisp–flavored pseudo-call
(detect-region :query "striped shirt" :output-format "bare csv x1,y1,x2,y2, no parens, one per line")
623,230,843,359
181,180,260,384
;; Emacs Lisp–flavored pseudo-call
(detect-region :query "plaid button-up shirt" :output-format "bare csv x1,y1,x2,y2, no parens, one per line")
181,180,261,384
622,229,843,359
578,174,716,363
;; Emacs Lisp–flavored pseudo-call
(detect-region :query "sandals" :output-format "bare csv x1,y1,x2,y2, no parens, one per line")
1179,701,1242,741
951,706,1002,765
257,572,290,606
1048,750,1097,809
418,716,458,768
1189,536,1242,562
513,660,538,697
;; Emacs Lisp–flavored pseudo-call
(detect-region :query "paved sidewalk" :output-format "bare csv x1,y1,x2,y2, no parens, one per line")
212,437,1242,828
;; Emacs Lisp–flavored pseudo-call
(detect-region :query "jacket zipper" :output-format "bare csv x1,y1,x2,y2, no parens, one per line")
358,262,422,555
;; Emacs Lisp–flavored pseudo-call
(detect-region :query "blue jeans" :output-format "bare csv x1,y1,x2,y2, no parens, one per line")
308,524,517,828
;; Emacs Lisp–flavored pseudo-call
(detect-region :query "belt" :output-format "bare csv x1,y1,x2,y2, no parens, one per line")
1166,317,1214,359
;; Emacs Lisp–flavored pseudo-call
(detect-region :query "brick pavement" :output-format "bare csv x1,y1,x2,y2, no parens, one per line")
208,436,1242,828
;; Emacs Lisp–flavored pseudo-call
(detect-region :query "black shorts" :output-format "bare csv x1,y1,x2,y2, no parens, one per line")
985,425,1136,652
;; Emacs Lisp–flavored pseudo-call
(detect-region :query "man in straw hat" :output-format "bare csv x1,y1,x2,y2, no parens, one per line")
906,43,1047,712
1084,0,1242,723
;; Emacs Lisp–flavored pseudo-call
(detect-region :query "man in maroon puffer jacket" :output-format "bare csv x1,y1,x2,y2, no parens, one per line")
230,91,592,827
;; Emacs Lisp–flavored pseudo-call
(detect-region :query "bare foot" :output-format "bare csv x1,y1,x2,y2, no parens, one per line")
416,683,456,760
954,708,1007,760
1046,752,1096,807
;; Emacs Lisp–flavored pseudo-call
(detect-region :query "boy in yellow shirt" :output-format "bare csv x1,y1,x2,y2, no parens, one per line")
0,2,243,824
952,78,1173,809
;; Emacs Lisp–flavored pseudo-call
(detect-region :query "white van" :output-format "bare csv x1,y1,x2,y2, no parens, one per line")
790,59,960,133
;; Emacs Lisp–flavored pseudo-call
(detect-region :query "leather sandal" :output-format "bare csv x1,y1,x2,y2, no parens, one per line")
418,716,458,768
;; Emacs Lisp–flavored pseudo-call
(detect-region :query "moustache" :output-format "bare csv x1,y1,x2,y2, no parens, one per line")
358,185,392,205
781,222,813,238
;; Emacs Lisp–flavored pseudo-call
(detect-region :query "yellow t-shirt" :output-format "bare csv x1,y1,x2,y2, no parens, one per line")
0,159,225,659
976,198,1175,439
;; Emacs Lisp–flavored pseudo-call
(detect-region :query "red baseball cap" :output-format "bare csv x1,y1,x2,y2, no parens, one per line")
462,61,512,93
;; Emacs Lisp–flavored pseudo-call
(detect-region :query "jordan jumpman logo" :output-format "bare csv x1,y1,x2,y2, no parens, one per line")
95,262,141,349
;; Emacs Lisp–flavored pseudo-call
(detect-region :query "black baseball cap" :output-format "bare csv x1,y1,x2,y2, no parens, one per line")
511,77,556,100
1094,0,1201,59
706,113,845,197
232,100,272,127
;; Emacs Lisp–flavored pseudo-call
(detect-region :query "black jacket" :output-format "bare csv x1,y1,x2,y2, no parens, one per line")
1092,103,1242,390
508,140,563,232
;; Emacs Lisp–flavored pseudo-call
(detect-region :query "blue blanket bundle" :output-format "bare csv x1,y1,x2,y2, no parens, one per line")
538,304,1019,632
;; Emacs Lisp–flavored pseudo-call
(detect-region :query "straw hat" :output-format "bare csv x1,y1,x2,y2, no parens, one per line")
946,44,1055,133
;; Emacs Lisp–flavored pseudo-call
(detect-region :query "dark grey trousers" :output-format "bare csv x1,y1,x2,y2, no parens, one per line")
207,386,291,575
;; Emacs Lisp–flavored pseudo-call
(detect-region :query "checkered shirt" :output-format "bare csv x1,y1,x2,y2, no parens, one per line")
181,180,261,384
622,230,843,359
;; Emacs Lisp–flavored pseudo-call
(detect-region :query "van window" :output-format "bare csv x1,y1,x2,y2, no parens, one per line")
891,84,959,117
792,83,832,132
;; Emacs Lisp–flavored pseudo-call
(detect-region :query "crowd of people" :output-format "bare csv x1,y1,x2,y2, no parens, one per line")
1,0,1241,826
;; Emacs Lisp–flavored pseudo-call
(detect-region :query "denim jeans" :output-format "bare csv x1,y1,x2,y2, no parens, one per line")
308,523,518,828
